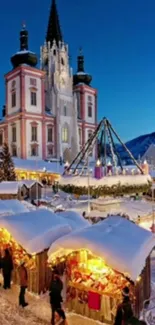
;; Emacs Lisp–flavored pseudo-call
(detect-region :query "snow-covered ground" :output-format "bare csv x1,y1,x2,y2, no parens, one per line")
0,283,104,325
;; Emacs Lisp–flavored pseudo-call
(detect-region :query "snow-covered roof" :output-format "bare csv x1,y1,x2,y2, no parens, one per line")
0,209,71,254
60,174,152,187
48,216,155,281
0,199,29,216
0,209,89,254
91,198,153,220
0,182,20,194
19,180,43,188
56,210,89,230
13,158,63,174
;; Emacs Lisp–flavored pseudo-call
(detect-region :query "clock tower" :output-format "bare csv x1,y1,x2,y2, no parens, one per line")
40,0,79,161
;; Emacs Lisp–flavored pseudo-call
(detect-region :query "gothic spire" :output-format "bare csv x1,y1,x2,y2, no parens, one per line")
46,0,63,47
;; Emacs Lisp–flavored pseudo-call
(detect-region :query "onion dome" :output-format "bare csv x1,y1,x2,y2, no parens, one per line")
11,24,37,69
73,48,92,86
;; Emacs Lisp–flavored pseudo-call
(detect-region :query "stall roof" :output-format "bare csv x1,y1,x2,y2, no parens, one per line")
56,210,89,230
19,180,43,188
13,158,63,174
0,209,89,255
0,182,20,194
48,216,155,281
0,199,29,216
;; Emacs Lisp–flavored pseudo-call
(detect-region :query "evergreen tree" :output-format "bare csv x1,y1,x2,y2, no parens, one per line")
0,143,16,181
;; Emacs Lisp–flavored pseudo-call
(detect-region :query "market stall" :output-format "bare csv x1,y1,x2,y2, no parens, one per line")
0,209,89,293
48,216,155,323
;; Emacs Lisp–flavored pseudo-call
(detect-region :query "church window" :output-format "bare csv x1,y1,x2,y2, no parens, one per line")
30,78,37,87
88,95,93,118
11,80,16,89
77,94,81,119
11,92,16,108
61,58,64,65
31,145,38,156
12,126,16,143
31,91,37,106
0,132,3,146
53,49,56,55
31,126,37,142
12,146,17,157
89,148,93,157
62,126,68,143
88,130,93,139
88,104,92,118
47,146,53,156
47,127,53,142
64,105,67,116
79,128,82,145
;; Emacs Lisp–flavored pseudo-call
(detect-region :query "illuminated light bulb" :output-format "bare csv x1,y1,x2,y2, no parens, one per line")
96,159,101,167
136,276,141,282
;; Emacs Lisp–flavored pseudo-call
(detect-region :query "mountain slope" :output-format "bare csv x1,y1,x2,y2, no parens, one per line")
118,132,155,161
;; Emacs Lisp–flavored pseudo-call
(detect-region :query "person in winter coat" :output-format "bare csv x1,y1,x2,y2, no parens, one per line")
49,268,66,325
114,287,133,325
18,261,28,307
2,248,13,289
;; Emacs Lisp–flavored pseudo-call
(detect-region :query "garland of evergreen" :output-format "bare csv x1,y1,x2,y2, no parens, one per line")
60,181,152,197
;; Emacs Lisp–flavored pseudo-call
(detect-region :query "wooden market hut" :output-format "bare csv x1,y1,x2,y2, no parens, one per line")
19,180,43,200
48,216,155,323
0,209,89,294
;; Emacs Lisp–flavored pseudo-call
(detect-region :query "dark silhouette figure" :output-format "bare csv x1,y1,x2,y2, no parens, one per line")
49,269,66,325
2,248,13,289
114,287,133,325
19,261,28,307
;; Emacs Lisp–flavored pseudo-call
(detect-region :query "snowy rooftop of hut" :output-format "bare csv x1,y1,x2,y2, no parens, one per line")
48,215,155,281
0,209,89,255
0,199,29,216
19,180,43,188
0,181,20,194
90,198,153,220
13,158,63,174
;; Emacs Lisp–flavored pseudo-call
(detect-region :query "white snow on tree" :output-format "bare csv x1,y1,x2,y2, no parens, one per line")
0,143,16,181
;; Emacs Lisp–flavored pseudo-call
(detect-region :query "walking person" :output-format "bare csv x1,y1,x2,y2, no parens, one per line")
49,268,67,325
2,248,13,289
18,261,28,308
114,287,133,325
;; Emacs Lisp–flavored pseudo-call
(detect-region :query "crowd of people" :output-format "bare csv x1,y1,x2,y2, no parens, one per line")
0,249,147,325
0,249,67,324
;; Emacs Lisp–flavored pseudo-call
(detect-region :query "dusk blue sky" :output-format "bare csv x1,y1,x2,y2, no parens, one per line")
0,0,155,141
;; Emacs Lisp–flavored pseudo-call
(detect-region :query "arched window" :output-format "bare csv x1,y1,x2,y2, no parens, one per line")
87,95,93,118
62,125,69,143
11,80,16,89
61,57,64,65
53,49,56,55
64,105,67,116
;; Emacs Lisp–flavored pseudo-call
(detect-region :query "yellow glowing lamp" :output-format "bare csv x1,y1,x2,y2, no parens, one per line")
96,159,101,167
136,276,141,282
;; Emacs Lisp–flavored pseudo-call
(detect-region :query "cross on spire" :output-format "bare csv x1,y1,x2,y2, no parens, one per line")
46,0,63,47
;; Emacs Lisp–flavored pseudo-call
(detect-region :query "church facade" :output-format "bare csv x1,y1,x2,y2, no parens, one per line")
0,0,97,162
